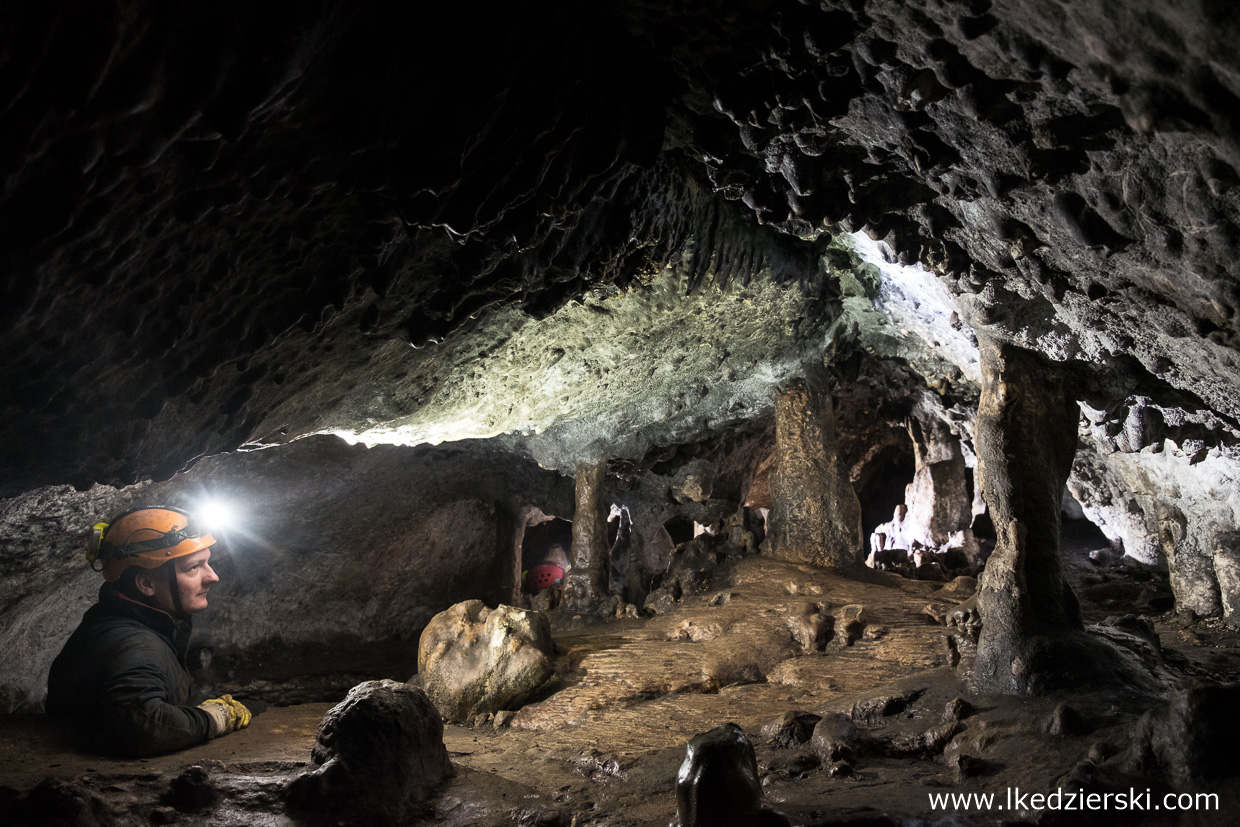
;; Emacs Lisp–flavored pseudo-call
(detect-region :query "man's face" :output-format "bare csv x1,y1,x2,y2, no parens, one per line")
144,548,219,614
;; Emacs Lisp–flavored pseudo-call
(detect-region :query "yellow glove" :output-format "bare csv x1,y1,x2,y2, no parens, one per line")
198,694,253,737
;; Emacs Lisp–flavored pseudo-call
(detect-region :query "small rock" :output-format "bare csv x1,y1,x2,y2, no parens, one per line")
530,587,561,613
150,806,178,824
760,711,822,747
831,604,866,646
494,710,516,729
1047,703,1087,737
947,594,981,641
644,586,680,615
922,722,959,755
851,685,928,723
943,698,975,723
788,752,821,774
862,624,889,641
951,753,983,779
810,714,861,763
168,766,217,813
787,606,832,653
922,602,953,625
827,760,852,777
929,576,978,601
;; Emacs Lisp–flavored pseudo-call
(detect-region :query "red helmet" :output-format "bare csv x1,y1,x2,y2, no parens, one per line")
525,563,565,591
88,506,216,582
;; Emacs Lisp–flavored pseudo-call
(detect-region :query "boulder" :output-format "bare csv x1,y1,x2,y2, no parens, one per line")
287,680,451,826
418,600,556,721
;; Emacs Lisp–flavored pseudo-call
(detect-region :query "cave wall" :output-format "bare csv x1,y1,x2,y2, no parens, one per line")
0,436,573,712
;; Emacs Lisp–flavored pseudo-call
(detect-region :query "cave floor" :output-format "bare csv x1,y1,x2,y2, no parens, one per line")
4,546,1240,826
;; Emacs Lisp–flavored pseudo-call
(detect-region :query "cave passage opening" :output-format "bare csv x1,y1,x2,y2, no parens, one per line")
857,445,916,545
520,516,573,593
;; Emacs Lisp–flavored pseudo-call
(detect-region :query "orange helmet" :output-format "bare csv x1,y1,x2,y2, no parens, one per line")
88,506,216,582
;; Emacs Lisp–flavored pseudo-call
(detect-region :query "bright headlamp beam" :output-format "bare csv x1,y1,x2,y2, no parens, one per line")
195,499,237,533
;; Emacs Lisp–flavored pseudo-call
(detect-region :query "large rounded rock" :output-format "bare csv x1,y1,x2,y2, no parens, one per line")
417,600,556,722
287,680,451,826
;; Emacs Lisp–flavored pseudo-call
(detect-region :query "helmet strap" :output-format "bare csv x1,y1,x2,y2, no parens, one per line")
167,562,185,616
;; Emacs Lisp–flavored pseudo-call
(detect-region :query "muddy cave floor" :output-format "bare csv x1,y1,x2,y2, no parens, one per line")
4,526,1240,826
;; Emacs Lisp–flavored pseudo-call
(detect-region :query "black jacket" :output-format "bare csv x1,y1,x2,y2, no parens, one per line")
46,584,213,757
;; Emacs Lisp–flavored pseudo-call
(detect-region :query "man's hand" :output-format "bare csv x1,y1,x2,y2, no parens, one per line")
197,694,253,737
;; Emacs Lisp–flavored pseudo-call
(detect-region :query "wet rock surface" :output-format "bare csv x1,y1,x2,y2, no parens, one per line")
288,679,451,826
673,723,789,827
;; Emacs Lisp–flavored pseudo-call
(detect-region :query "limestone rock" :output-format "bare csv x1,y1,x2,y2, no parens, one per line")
287,680,451,826
674,723,789,827
1046,703,1088,737
831,604,867,647
810,713,862,763
672,460,715,503
168,766,217,813
943,698,975,723
786,604,833,653
418,600,556,722
760,711,822,748
851,685,928,724
1159,506,1222,618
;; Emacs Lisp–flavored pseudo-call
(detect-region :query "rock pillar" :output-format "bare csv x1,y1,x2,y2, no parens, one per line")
1214,532,1240,625
902,413,973,547
972,338,1093,692
766,378,863,568
1159,505,1223,617
562,459,610,612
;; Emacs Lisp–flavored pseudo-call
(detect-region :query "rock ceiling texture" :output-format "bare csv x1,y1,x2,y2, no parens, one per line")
1,0,1238,545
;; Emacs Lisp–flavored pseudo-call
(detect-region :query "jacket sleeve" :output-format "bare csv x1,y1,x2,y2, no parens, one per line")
97,637,214,758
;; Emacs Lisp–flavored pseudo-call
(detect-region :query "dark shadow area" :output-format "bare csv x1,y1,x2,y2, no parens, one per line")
858,446,915,541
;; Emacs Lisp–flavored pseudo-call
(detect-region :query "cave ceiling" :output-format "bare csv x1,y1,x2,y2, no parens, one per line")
1,0,1238,496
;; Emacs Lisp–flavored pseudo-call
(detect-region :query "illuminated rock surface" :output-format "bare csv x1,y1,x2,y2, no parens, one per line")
417,601,556,723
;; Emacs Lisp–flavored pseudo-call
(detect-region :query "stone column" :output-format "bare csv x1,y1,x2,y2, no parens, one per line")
562,459,610,612
1159,505,1222,617
902,413,972,547
766,377,863,568
1214,532,1240,625
972,337,1085,692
